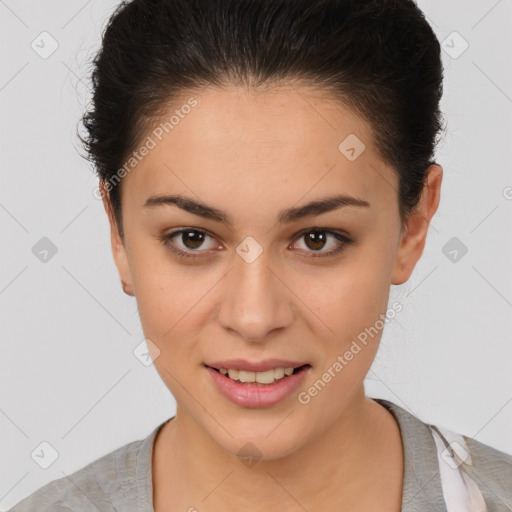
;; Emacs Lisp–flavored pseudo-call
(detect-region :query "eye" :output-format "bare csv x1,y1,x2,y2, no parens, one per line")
160,228,219,259
290,228,353,258
160,227,354,260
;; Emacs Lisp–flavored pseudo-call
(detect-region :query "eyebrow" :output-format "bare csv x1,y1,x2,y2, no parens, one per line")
143,193,371,225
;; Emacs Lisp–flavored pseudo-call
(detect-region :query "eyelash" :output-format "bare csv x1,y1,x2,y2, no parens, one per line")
159,228,354,260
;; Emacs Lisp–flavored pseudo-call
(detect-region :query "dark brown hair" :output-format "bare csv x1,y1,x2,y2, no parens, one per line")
79,0,445,239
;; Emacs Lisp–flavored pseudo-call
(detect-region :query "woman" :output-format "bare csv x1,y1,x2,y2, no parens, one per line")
9,0,511,511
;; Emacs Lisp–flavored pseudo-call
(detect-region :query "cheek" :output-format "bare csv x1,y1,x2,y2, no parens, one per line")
292,268,391,426
134,268,208,340
296,255,393,336
132,264,208,392
127,238,210,333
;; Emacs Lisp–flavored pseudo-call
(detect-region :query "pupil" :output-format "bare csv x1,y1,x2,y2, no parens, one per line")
306,231,326,251
183,230,204,249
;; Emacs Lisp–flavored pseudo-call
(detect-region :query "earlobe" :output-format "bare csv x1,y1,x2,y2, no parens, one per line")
391,216,425,286
391,164,443,286
121,279,135,296
100,181,135,297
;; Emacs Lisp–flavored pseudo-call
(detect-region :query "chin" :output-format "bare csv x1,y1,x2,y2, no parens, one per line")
206,412,315,463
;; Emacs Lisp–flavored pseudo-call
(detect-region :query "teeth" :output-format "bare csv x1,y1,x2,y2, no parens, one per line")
219,367,298,384
274,368,285,379
239,370,256,383
255,369,275,384
227,369,239,380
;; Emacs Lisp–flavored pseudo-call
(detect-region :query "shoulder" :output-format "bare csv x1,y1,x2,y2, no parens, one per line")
428,420,512,510
462,434,512,505
375,398,512,510
7,436,145,512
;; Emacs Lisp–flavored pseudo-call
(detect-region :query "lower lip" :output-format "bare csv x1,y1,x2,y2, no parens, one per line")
205,366,310,409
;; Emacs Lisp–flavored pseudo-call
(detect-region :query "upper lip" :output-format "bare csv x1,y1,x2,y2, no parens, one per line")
205,359,310,372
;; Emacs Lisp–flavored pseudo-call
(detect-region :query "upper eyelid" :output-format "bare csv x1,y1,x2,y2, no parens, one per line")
166,227,348,248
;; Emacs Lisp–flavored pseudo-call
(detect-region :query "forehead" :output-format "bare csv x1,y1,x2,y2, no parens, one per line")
122,84,398,218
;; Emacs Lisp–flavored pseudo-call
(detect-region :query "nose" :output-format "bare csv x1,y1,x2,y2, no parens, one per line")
217,250,293,342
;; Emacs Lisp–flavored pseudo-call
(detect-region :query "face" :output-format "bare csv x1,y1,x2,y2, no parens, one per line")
104,84,441,460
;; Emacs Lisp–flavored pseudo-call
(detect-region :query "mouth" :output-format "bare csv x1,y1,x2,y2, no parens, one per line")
204,361,311,408
205,364,311,386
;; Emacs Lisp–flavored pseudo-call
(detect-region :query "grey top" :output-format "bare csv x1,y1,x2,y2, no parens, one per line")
8,398,512,511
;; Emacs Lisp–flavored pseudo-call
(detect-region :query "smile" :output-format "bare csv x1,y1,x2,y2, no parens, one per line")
204,362,311,408
214,366,308,385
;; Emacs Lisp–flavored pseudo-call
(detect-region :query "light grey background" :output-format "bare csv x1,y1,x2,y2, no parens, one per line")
1,0,511,509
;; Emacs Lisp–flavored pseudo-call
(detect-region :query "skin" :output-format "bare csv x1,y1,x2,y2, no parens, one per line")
102,83,442,511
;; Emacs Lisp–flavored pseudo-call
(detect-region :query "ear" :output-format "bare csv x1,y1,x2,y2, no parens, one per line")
100,182,135,296
391,164,443,285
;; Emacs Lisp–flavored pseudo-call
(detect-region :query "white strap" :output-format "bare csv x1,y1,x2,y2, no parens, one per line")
430,425,488,512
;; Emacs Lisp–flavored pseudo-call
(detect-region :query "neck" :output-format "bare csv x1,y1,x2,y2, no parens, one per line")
152,388,403,511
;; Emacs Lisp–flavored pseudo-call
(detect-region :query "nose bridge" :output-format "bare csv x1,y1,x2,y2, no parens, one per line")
217,245,292,341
